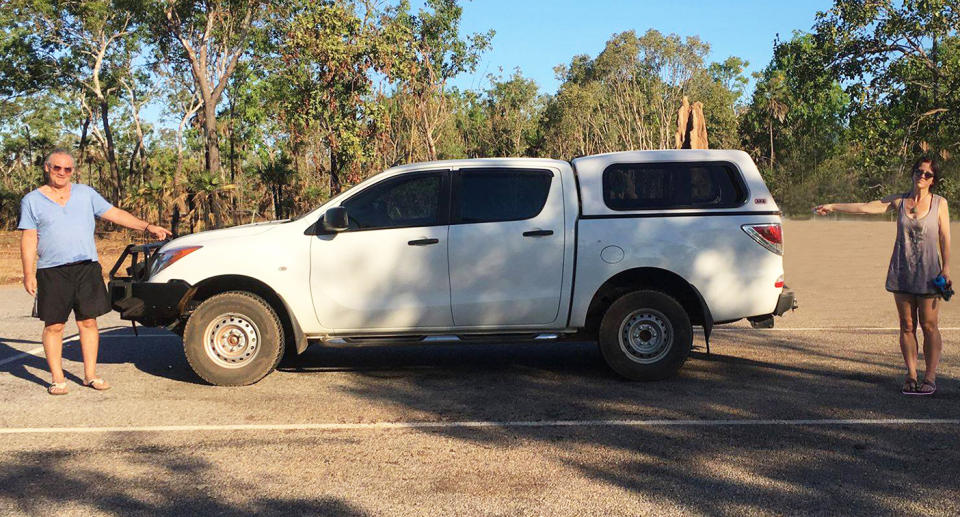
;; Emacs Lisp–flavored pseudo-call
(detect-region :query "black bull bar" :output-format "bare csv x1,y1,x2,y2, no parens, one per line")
108,242,192,328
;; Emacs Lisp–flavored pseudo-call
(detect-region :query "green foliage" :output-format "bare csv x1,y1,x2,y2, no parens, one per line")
270,0,385,193
481,70,543,157
542,29,745,158
4,0,958,228
739,2,960,215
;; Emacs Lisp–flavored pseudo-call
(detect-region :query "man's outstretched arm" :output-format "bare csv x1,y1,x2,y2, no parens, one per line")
100,207,173,240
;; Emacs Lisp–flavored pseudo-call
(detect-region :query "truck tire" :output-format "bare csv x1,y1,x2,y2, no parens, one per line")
183,291,284,386
598,290,692,381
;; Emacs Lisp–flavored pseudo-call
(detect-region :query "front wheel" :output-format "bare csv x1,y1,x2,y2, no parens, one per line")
598,290,692,381
183,291,284,386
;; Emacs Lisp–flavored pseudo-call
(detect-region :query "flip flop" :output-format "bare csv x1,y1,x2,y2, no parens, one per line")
83,378,111,391
48,381,69,396
901,378,918,395
912,380,937,396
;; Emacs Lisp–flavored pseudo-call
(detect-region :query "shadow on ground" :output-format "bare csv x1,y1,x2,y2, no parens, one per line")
278,331,959,515
0,327,200,387
0,442,367,516
3,326,957,514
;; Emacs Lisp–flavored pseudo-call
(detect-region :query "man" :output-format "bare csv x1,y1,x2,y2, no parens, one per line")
19,149,172,395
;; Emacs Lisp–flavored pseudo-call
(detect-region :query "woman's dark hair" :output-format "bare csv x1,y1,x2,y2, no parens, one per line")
913,156,941,189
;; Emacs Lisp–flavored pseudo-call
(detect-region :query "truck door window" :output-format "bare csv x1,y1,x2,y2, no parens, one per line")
342,173,444,230
602,162,746,210
455,169,553,223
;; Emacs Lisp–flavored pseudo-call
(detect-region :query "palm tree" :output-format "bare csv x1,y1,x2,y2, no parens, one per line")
762,72,790,167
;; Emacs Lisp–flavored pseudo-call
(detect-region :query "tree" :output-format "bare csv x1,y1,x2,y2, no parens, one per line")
696,56,749,149
0,7,55,100
482,70,542,157
542,30,739,158
154,0,262,225
390,0,493,161
813,0,960,170
759,71,790,167
271,0,386,195
11,0,145,203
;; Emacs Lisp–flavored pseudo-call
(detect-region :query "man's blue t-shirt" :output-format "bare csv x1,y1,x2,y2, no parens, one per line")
18,184,114,269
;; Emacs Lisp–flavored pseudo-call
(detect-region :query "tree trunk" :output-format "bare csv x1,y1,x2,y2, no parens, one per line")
78,114,90,176
768,119,775,167
330,149,342,195
229,94,238,225
202,102,221,177
202,102,224,228
419,95,438,161
100,100,122,203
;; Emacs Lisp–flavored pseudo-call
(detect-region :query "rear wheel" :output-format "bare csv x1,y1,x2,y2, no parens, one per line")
183,291,284,386
598,290,692,380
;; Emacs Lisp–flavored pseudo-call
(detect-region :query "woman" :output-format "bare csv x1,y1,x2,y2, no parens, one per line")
814,157,950,396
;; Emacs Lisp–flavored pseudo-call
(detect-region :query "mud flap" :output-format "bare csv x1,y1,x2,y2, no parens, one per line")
692,287,713,355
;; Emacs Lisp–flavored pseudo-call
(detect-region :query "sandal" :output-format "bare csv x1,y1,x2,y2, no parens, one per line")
912,380,937,396
83,377,111,391
47,381,69,396
901,378,918,395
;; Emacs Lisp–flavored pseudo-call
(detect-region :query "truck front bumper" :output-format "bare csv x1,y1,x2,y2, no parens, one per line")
109,278,192,327
108,242,193,328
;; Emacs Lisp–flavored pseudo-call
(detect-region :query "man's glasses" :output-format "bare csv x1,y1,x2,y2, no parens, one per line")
49,165,73,173
914,170,935,180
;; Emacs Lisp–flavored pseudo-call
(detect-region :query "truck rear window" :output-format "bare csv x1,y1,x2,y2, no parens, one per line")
602,162,746,211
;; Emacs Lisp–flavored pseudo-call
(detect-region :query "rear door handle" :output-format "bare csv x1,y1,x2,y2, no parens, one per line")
522,230,554,237
408,238,440,246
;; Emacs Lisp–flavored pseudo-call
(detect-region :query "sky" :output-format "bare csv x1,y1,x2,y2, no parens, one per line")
430,0,836,95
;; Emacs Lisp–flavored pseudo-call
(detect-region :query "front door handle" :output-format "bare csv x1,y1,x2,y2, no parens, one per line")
408,238,440,246
522,229,554,237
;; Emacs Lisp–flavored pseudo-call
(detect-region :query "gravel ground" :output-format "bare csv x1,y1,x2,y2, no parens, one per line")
0,219,958,516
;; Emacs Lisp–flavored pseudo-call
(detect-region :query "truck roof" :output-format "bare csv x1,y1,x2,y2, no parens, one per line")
381,157,570,175
380,149,756,175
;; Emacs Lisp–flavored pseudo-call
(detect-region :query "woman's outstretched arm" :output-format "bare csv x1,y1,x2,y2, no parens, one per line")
814,194,900,216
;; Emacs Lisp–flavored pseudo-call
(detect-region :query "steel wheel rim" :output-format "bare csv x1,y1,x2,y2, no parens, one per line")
204,313,261,369
618,308,673,364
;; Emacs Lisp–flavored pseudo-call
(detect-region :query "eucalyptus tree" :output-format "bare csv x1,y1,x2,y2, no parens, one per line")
813,0,960,172
269,0,387,195
8,0,146,203
389,0,493,161
151,0,264,226
0,7,54,101
542,30,734,159
482,70,543,157
741,33,848,178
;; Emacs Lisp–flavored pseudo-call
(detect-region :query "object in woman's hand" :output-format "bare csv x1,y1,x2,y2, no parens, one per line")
933,275,954,301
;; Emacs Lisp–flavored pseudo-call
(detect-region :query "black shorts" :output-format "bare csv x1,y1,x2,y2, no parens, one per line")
36,261,111,325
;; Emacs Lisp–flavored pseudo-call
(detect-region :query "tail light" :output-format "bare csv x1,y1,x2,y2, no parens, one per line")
741,223,782,255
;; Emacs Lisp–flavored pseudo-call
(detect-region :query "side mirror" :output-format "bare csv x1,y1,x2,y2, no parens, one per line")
322,206,349,232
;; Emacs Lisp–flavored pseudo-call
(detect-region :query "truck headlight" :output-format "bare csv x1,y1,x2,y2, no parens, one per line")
151,246,202,277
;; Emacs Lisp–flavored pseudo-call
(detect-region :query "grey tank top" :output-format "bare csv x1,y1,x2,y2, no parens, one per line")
886,194,943,294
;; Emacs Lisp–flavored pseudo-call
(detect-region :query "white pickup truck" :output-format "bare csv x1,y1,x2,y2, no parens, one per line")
110,150,796,386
